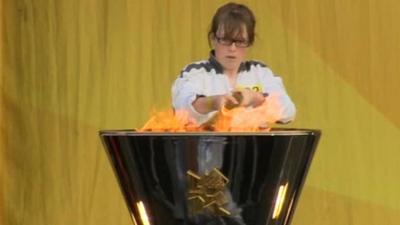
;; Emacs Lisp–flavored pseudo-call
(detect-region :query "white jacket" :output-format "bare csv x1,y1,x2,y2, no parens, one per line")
172,52,296,124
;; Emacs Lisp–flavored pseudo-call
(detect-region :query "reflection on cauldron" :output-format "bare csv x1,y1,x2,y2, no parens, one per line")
100,129,320,225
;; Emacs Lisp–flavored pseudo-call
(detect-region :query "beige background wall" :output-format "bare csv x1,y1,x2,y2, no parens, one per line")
1,0,400,224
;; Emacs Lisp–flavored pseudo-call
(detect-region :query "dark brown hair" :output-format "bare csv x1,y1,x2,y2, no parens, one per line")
208,2,256,46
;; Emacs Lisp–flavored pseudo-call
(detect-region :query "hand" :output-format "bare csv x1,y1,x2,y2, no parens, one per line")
213,94,239,110
192,94,239,114
235,88,265,107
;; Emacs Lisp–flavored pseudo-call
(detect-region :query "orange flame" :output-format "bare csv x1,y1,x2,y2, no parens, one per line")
139,109,199,132
139,94,282,132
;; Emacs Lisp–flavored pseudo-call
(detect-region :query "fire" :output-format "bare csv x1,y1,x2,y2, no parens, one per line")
139,94,283,132
140,110,199,132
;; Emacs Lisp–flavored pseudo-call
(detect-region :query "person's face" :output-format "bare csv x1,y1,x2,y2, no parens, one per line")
212,25,250,73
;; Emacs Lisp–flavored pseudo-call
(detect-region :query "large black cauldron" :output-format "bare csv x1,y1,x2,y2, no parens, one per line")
100,129,320,225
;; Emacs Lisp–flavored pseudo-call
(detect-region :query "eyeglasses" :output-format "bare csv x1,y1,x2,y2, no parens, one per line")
215,36,250,48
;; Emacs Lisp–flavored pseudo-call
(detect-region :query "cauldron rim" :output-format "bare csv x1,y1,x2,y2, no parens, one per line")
99,128,321,137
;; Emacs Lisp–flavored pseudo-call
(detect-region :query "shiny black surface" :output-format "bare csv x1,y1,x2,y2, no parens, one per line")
100,129,321,225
